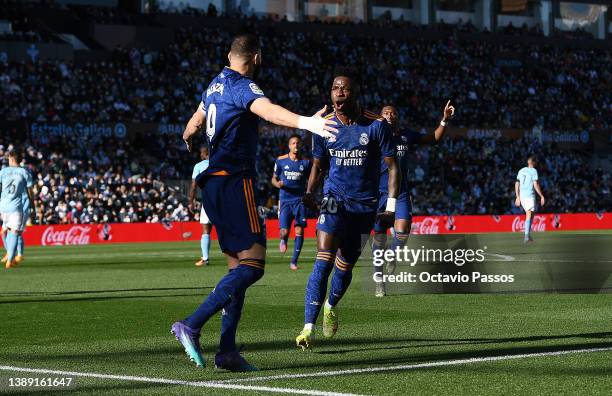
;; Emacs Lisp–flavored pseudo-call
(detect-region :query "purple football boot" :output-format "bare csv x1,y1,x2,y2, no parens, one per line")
171,321,205,367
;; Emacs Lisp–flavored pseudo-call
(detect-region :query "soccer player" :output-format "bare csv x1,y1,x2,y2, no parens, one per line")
372,102,455,297
14,189,31,263
296,74,399,350
189,146,212,267
0,151,33,269
515,156,545,242
271,134,311,270
172,33,337,371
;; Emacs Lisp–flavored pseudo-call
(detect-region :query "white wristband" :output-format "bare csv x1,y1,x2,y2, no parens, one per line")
298,116,316,131
440,120,447,127
385,197,396,213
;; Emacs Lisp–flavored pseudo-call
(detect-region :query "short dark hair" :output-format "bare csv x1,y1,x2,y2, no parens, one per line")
230,34,260,59
7,150,21,162
333,66,360,90
528,155,537,163
381,104,397,112
288,134,302,143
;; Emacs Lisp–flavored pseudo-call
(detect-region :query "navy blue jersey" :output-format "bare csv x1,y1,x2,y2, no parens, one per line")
312,110,395,213
201,67,266,177
379,128,422,194
273,155,311,203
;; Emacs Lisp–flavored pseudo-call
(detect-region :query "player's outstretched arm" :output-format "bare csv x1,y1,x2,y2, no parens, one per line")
250,99,338,138
420,100,455,145
515,181,521,207
534,181,545,206
182,105,206,152
302,157,327,210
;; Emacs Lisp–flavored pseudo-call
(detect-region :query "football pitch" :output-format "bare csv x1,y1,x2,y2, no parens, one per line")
1,231,611,395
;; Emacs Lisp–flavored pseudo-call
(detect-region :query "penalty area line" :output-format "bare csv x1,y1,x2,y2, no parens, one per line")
222,345,612,383
0,365,363,396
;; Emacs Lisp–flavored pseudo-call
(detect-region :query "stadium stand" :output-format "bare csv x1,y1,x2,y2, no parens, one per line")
0,2,609,223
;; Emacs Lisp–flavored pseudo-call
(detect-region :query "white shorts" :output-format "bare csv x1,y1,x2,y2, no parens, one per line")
520,197,535,212
1,212,23,231
199,206,211,225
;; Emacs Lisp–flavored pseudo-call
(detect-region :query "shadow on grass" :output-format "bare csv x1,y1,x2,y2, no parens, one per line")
0,285,268,304
3,332,611,367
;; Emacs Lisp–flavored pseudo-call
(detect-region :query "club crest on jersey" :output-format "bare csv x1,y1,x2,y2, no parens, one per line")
359,133,369,145
207,83,224,97
249,83,264,95
401,136,408,142
299,165,304,171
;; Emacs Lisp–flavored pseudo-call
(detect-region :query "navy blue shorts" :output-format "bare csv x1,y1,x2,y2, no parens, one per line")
279,200,307,229
200,174,266,254
374,191,412,233
316,202,375,264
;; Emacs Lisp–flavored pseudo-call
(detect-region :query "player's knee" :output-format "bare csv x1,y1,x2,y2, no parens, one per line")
335,253,357,272
279,229,289,238
315,249,335,272
394,231,409,242
238,258,265,279
294,227,303,237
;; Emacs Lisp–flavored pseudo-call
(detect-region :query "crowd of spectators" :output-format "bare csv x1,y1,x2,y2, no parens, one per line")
1,124,608,226
0,9,609,224
0,132,192,225
1,23,610,133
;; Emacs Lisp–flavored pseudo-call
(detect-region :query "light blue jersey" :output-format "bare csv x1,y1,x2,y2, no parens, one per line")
517,167,538,199
22,191,31,215
192,160,210,180
0,166,33,213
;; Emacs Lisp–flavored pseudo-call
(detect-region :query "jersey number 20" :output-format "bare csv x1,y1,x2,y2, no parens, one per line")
206,103,216,141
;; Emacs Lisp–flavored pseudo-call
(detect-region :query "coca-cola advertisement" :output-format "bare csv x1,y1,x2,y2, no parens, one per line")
19,213,612,246
511,215,547,233
41,226,93,246
411,217,441,234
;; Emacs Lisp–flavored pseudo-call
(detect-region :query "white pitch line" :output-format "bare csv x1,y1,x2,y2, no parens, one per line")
0,365,363,396
221,346,612,383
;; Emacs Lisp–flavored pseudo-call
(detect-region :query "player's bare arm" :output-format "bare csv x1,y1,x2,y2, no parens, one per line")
27,188,34,219
250,99,338,138
377,156,400,227
182,105,205,152
303,157,327,210
188,179,197,213
271,173,284,189
515,181,521,207
534,181,545,206
420,100,455,145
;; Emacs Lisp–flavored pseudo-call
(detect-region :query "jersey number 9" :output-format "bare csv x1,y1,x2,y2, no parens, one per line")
206,103,217,141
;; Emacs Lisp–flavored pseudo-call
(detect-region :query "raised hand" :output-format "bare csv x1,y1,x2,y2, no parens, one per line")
443,100,455,121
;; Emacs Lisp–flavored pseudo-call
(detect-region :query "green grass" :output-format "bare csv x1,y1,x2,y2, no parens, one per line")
0,232,611,395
